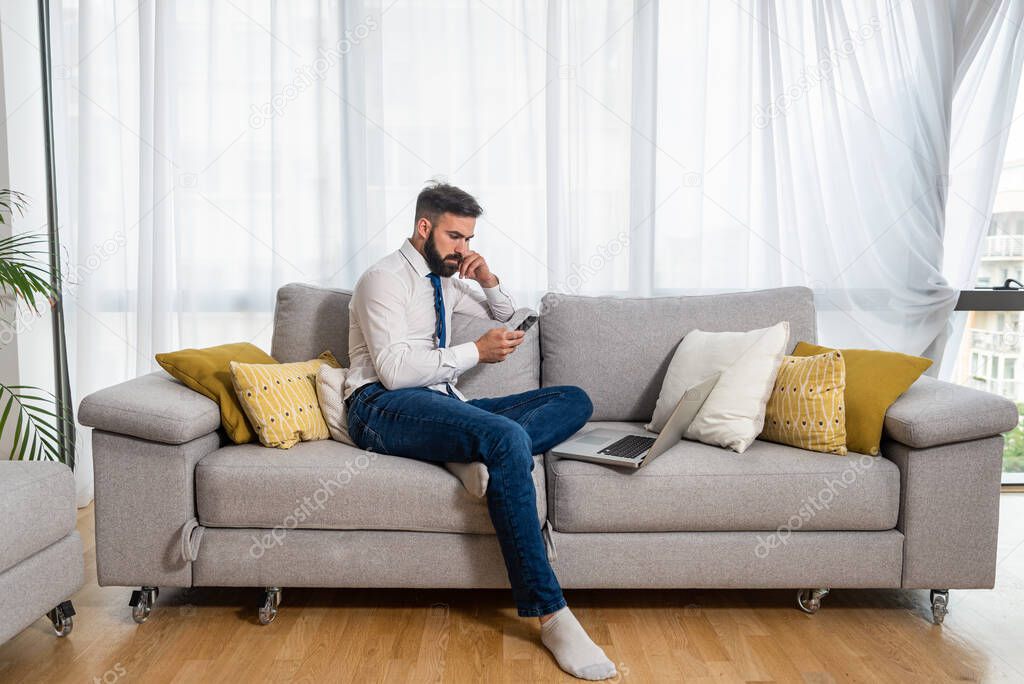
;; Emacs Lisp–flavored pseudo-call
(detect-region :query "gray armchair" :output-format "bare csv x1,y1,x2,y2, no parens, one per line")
0,460,84,642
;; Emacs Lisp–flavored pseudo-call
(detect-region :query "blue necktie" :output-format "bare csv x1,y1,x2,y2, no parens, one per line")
427,273,458,399
426,273,446,348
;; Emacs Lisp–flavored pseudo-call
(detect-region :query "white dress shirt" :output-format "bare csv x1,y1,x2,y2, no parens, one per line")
344,238,516,402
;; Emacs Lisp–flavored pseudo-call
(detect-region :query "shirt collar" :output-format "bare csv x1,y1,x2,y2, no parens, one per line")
399,238,433,278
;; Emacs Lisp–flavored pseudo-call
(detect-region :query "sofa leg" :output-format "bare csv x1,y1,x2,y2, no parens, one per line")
46,600,75,637
258,587,282,625
930,589,949,624
796,588,830,614
129,586,159,624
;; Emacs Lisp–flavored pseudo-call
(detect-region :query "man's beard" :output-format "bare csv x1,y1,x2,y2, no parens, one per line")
424,229,461,277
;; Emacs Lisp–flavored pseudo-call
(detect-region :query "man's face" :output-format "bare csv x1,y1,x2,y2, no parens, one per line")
423,213,476,277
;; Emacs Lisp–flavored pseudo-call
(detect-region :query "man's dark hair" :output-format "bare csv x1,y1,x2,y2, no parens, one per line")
415,181,482,228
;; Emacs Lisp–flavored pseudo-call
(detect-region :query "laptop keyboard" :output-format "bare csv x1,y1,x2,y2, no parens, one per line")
599,435,656,459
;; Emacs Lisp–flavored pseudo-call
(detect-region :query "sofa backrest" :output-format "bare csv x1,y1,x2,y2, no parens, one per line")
270,282,540,399
271,283,816,416
449,308,541,398
271,283,353,364
539,286,817,422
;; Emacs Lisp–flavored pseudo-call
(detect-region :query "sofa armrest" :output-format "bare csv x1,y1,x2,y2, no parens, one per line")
92,430,222,588
81,372,225,587
883,376,1018,449
883,436,1003,589
78,371,221,444
881,377,1012,589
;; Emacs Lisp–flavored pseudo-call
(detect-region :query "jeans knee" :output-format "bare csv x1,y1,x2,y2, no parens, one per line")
484,419,532,469
562,385,594,426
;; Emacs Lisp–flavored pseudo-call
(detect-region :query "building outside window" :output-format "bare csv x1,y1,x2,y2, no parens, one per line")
953,146,1024,481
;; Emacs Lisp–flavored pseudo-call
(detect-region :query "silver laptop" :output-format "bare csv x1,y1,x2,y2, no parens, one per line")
551,373,720,469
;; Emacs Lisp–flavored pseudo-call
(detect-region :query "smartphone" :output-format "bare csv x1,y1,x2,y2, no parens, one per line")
515,315,538,333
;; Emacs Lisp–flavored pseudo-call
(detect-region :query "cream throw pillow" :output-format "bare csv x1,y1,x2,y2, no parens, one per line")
646,322,790,453
314,366,490,497
315,365,356,446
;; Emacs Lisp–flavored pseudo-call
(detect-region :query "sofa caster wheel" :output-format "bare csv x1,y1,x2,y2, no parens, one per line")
46,600,75,637
930,590,949,624
259,587,282,625
129,586,158,624
797,588,830,614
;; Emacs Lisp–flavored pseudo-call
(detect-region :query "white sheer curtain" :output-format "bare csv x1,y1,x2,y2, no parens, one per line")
936,1,1024,378
49,0,1023,504
645,1,1024,359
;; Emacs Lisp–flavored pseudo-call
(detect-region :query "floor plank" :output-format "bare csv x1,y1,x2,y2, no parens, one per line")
2,495,1023,683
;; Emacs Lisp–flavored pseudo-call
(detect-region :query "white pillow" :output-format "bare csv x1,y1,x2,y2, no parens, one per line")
646,322,789,453
315,366,489,497
315,365,356,446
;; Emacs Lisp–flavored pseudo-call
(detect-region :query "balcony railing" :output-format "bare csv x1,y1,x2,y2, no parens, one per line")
982,235,1024,258
969,328,1022,353
966,376,1023,402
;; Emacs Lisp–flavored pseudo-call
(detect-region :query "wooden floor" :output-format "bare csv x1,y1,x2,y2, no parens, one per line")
2,496,1024,683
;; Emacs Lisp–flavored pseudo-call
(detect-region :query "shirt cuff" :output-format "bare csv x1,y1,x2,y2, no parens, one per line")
482,281,513,306
449,341,480,374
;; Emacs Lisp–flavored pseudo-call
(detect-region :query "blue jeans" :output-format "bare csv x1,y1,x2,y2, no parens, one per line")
346,381,594,617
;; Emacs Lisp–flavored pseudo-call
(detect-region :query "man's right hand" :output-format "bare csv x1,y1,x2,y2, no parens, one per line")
475,328,526,363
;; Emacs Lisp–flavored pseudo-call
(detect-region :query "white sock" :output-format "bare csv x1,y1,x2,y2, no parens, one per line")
540,607,617,680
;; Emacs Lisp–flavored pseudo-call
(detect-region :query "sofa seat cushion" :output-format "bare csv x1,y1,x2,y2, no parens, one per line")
196,440,545,534
546,422,900,533
0,461,77,574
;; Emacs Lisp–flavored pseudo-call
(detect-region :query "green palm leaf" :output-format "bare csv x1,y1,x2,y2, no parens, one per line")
0,383,72,462
0,232,56,312
0,190,73,466
0,189,28,225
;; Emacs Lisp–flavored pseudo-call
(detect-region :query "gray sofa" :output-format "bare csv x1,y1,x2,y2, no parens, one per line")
77,284,1018,626
0,461,83,643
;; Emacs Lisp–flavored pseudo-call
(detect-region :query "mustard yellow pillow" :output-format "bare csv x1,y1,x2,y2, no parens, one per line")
793,342,932,455
230,352,340,449
156,342,277,444
760,351,847,455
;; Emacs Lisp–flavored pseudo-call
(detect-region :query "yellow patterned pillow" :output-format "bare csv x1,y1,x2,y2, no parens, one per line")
793,342,931,455
760,351,847,455
230,351,341,449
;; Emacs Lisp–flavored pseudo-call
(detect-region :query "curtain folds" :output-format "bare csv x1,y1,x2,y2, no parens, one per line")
50,0,1023,504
